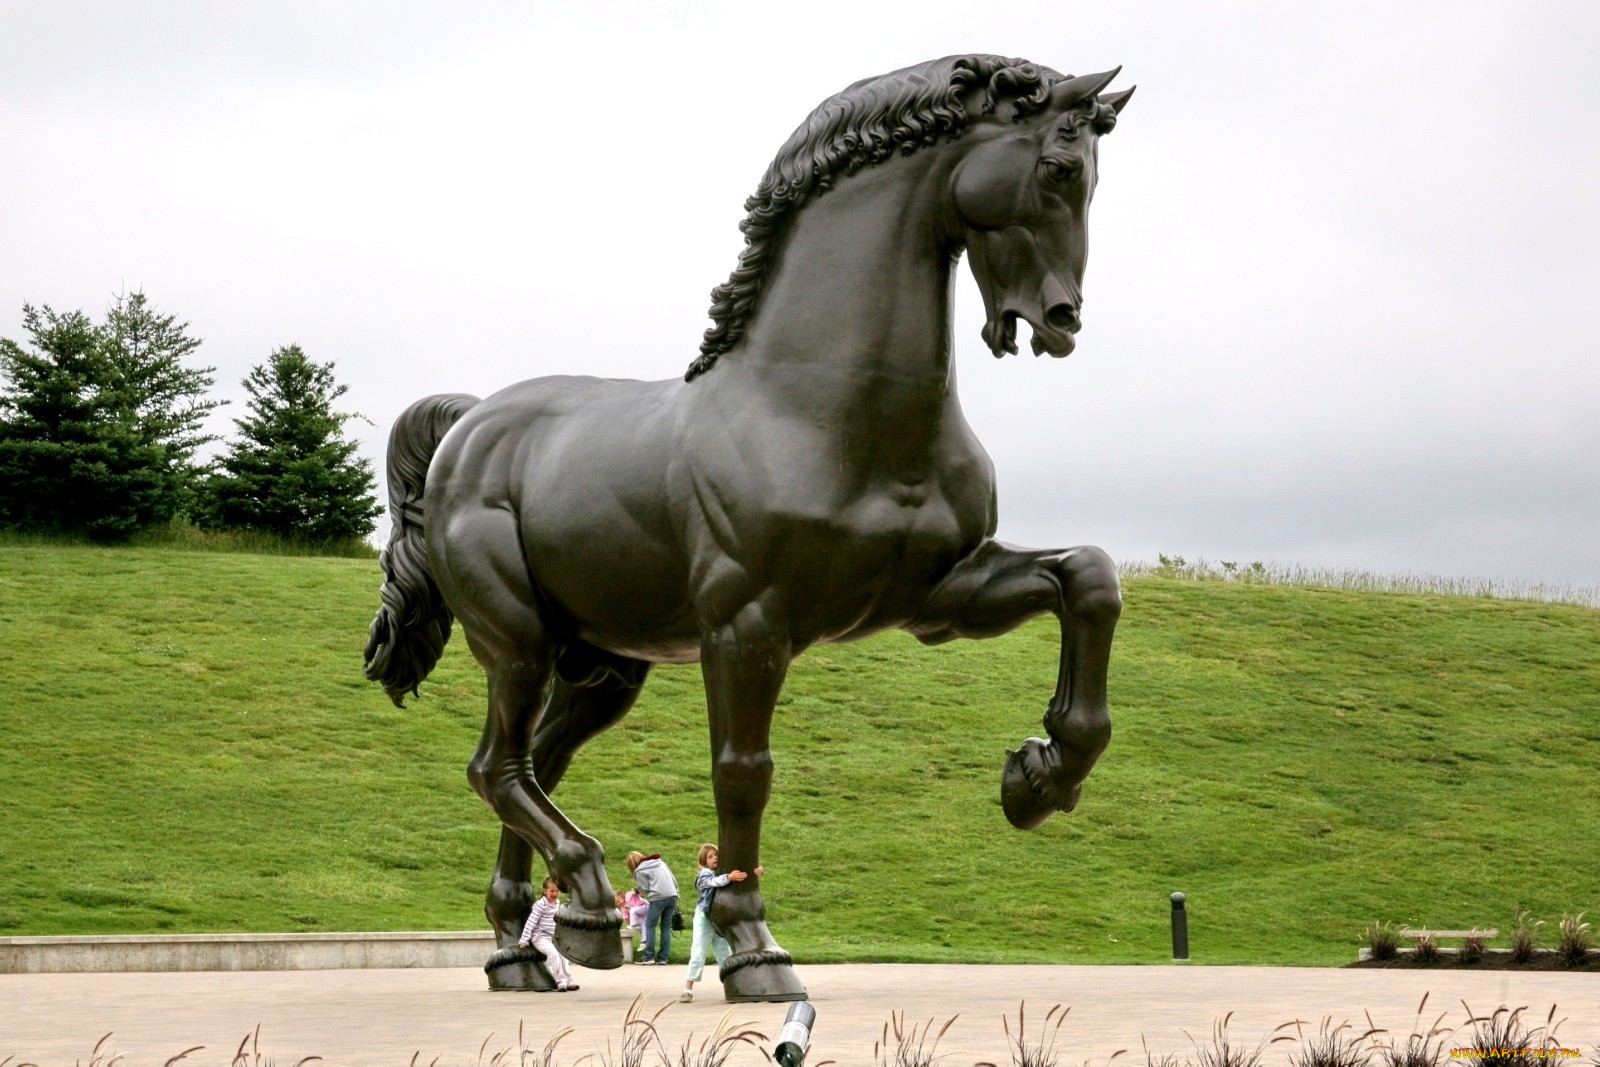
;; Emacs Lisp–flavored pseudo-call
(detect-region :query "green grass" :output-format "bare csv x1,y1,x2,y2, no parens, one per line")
1,543,1597,966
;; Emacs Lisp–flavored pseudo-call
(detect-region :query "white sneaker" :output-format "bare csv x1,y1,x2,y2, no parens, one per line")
678,990,693,1003
638,959,655,965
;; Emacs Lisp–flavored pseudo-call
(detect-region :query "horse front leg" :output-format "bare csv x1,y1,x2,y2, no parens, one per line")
468,654,624,985
481,667,649,981
701,598,808,1003
910,541,1121,829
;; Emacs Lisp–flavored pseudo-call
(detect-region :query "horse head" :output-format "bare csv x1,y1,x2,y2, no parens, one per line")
953,69,1134,359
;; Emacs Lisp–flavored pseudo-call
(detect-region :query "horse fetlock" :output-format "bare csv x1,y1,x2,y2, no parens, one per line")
484,876,533,945
545,837,607,904
1043,702,1111,758
709,886,766,934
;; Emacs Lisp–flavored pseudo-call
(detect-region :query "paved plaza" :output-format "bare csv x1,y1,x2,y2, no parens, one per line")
2,963,1596,1065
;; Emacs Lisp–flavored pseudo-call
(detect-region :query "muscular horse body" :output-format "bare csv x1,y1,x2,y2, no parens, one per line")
365,54,1133,1001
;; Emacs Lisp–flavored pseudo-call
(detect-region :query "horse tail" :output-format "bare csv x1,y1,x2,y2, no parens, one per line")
363,393,481,707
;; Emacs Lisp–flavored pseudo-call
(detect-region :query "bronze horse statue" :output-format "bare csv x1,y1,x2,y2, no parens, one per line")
365,54,1132,1002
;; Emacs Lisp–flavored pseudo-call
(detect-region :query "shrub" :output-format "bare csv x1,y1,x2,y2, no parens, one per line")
1554,912,1592,967
1410,935,1440,964
1458,935,1485,965
1509,909,1544,963
1362,921,1399,961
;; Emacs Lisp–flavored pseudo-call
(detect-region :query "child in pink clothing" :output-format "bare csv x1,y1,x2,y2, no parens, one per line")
623,888,649,931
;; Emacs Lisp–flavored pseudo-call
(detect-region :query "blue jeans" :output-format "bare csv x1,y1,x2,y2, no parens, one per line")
643,895,677,963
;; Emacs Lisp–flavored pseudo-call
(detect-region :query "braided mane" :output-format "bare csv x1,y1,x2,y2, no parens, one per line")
684,54,1065,381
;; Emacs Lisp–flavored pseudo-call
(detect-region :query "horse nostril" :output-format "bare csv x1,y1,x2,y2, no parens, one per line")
1045,303,1081,333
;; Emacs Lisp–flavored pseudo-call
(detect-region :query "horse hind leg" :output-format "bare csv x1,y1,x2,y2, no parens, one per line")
909,541,1121,829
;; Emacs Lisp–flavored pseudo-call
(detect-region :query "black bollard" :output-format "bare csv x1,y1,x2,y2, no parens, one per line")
1171,892,1189,961
774,1002,816,1067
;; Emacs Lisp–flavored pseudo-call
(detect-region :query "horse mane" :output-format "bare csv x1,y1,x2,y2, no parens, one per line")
684,54,1065,381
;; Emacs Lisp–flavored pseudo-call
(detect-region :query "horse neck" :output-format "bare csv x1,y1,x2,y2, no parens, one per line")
731,149,961,411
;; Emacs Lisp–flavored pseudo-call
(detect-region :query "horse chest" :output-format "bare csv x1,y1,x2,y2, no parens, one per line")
781,485,971,620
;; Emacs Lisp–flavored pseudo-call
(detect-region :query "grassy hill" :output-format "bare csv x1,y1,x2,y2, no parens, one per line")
1,543,1596,966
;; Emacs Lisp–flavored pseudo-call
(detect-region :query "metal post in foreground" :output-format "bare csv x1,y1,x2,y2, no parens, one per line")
1171,891,1190,961
774,1002,816,1067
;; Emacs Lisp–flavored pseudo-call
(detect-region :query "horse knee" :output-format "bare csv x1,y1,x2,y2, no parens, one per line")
713,750,773,814
466,756,493,804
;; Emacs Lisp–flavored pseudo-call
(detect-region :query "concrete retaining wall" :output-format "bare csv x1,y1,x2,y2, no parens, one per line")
0,931,496,974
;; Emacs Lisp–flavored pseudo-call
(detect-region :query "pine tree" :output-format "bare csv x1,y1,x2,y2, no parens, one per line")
0,294,220,538
200,345,381,541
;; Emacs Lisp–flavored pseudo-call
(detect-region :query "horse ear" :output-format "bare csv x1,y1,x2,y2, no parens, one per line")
1100,86,1136,115
1048,67,1122,110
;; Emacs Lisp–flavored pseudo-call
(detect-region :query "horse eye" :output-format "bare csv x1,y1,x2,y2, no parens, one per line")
1040,158,1076,184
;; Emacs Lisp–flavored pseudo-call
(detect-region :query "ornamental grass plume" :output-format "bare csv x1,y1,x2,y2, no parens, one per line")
999,1002,1073,1067
1184,1012,1293,1067
1370,994,1453,1067
873,1010,959,1067
1458,1004,1566,1067
1286,1016,1381,1067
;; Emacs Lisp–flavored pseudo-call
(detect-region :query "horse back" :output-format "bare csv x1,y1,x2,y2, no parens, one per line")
427,374,703,659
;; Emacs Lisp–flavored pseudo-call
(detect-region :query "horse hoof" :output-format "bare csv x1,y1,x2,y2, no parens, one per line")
719,948,808,1003
1001,738,1079,829
484,945,559,992
554,908,624,969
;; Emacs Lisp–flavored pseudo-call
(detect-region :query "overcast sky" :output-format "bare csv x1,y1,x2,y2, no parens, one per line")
3,1,1596,588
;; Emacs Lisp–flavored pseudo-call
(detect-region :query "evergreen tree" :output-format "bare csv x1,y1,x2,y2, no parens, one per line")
200,345,381,541
0,294,220,538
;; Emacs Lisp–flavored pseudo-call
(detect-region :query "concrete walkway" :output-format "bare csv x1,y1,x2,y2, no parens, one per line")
2,963,1596,1065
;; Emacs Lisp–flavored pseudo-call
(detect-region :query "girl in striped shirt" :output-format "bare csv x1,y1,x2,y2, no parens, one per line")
517,877,577,991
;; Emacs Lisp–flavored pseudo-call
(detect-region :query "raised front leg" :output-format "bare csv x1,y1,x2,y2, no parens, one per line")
910,541,1121,829
701,597,808,1003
